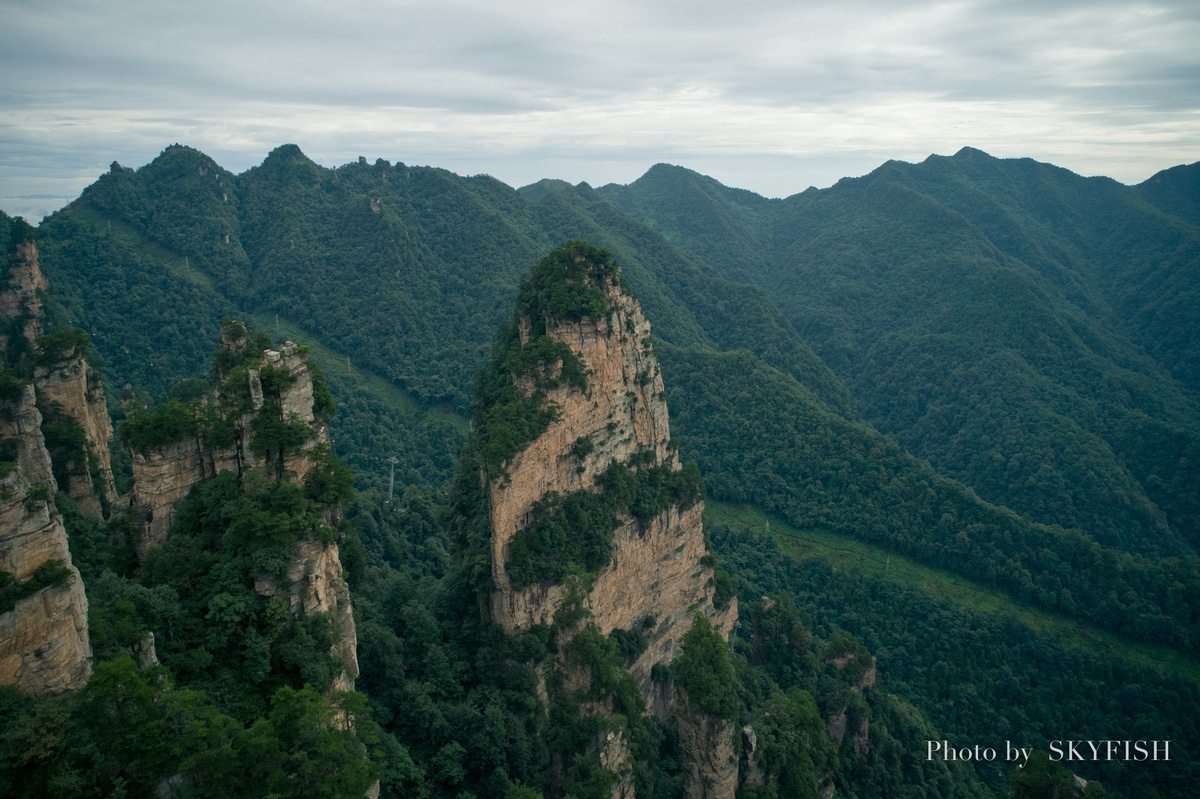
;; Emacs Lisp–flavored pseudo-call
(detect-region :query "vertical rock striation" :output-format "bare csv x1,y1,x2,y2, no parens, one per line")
3,235,117,518
129,335,327,554
254,537,360,693
0,237,48,348
484,243,737,798
127,325,356,692
676,690,740,799
34,347,119,517
0,385,92,694
488,251,736,696
1,230,92,694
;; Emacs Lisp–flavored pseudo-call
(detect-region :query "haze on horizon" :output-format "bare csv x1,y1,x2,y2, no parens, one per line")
2,0,1199,221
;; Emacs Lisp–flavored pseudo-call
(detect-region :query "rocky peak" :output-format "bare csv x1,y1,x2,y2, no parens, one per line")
128,327,329,553
126,324,356,691
481,241,738,797
0,233,48,350
1,225,98,694
2,230,117,518
34,341,118,518
487,243,735,690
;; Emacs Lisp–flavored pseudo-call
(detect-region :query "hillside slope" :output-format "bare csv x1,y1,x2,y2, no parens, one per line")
601,149,1200,557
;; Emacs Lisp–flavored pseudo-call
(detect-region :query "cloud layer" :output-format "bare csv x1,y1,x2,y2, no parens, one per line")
3,0,1198,217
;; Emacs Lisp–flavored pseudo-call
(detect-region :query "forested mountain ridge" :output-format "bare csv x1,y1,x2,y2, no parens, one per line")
35,144,850,488
600,148,1200,557
3,143,1199,797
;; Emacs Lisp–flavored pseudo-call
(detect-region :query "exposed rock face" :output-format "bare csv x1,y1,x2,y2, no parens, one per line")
598,729,635,799
255,538,359,693
741,725,764,789
3,236,117,518
0,239,48,348
0,385,92,694
130,436,234,556
35,350,118,516
486,249,738,799
129,338,326,554
676,687,739,799
488,278,737,698
128,329,356,691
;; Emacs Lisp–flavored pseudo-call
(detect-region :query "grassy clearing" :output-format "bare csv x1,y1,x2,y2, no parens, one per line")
705,500,1200,686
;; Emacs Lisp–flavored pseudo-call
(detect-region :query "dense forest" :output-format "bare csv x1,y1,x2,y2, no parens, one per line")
2,142,1198,797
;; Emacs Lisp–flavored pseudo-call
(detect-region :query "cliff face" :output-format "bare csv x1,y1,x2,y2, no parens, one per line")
3,237,117,519
255,538,360,693
0,239,48,348
485,245,738,798
0,385,92,694
130,435,236,556
129,338,326,554
128,329,356,692
35,350,118,516
676,690,739,799
489,277,736,696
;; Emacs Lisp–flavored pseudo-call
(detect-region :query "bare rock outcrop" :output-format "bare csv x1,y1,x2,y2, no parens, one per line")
676,687,739,799
488,274,737,699
35,348,119,516
485,245,738,798
0,238,48,348
127,325,356,692
0,384,92,694
255,537,359,693
3,234,117,518
129,336,327,555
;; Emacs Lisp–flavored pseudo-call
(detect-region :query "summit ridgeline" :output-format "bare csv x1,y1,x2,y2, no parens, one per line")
476,241,738,798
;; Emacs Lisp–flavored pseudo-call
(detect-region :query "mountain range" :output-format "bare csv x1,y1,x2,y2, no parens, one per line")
3,143,1198,798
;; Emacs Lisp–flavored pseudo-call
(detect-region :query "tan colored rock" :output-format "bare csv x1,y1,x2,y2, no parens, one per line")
35,350,119,516
255,537,359,692
488,280,736,704
0,573,91,694
0,239,47,348
0,385,91,694
129,338,326,555
599,729,635,799
676,687,739,799
3,235,115,518
486,261,738,799
129,436,226,555
252,342,327,481
741,725,764,789
128,330,355,694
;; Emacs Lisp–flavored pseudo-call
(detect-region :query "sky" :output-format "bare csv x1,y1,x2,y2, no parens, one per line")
2,0,1199,220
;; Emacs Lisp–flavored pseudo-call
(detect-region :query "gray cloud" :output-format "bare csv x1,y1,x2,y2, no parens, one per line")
1,0,1197,211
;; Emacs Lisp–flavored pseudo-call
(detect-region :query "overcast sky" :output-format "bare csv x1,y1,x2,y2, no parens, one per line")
2,0,1198,220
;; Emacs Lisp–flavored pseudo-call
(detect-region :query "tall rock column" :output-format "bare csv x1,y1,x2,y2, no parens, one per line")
3,232,117,518
481,242,738,798
34,345,119,517
126,323,357,693
1,224,92,694
0,384,92,694
488,245,736,696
